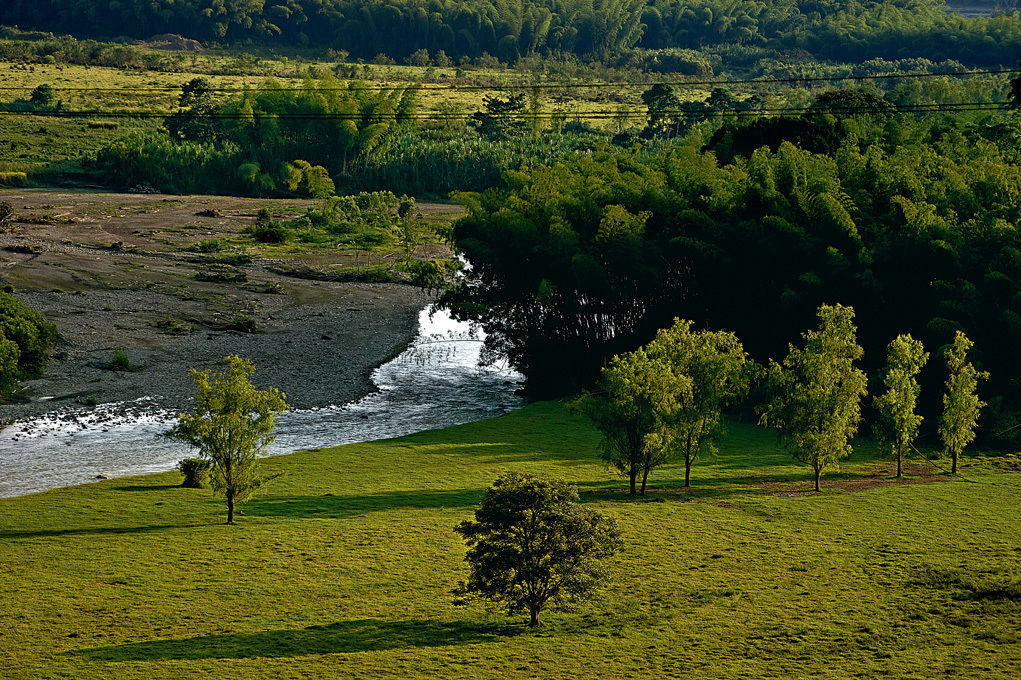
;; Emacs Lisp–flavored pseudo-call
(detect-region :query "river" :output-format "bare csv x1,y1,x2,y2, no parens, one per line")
0,306,523,498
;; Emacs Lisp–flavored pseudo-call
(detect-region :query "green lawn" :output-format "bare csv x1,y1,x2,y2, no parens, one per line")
1,401,1019,678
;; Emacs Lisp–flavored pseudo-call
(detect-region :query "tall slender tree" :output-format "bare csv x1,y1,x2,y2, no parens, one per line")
649,319,750,487
874,334,928,478
165,355,289,524
939,331,988,474
760,304,868,491
572,346,685,495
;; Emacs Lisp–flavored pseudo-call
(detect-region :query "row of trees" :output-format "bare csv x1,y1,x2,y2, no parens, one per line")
577,305,986,493
4,0,1021,65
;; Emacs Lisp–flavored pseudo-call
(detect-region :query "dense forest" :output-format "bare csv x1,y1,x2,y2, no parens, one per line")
440,110,1021,448
3,0,1021,66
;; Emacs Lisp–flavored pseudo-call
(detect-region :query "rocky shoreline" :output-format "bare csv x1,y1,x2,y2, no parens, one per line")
3,283,432,423
0,189,447,425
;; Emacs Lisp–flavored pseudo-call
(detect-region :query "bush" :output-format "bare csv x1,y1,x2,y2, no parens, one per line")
177,457,212,488
109,347,132,371
0,172,28,187
246,220,288,244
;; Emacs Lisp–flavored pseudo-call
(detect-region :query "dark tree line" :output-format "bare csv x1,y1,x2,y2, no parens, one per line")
3,0,1021,66
441,106,1021,447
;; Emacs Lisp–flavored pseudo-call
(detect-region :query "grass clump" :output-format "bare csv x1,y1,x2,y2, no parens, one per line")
107,346,134,371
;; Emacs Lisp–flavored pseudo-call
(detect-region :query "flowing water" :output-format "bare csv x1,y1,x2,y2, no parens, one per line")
0,306,523,498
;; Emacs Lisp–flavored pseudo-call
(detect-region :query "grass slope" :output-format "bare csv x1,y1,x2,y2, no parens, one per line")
1,401,1019,678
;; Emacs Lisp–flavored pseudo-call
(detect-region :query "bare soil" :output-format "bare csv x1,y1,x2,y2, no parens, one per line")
0,189,457,421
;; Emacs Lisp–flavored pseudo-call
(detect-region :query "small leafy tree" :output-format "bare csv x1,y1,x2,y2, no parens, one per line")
760,304,868,491
29,84,56,109
874,334,928,477
453,472,622,627
650,319,751,487
939,331,988,474
165,355,288,523
572,346,684,495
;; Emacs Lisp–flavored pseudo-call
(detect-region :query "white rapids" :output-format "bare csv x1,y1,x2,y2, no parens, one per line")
0,306,522,498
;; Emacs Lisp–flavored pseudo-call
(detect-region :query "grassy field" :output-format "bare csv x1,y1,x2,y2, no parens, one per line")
1,401,1018,678
0,52,662,176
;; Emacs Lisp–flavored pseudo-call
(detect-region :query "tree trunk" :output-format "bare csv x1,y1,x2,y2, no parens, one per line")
897,447,902,478
952,449,958,474
685,452,692,488
640,467,649,495
227,494,235,524
814,466,821,492
629,467,637,495
529,608,540,627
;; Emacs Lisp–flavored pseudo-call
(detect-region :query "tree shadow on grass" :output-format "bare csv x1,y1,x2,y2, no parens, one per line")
76,619,520,661
110,484,181,492
246,488,483,519
0,523,205,540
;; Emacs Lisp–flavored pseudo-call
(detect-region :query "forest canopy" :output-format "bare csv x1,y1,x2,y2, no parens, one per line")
3,0,1021,66
441,111,1021,447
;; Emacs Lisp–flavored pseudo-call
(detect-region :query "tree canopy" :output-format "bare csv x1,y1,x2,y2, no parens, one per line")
760,304,868,491
165,355,289,524
0,290,58,399
454,472,622,626
443,112,1021,443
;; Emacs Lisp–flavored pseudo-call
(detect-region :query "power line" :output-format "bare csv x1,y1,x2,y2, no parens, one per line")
0,67,1016,94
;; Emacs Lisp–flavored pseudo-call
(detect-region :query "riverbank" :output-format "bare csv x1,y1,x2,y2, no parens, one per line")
5,282,430,420
0,189,453,421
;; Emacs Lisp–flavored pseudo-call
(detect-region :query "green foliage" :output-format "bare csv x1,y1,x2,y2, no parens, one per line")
29,83,56,108
939,331,989,474
649,319,751,487
0,291,58,398
572,344,682,495
245,211,290,244
8,0,1021,66
760,304,868,491
453,471,622,627
109,347,132,371
444,116,1021,438
164,355,289,524
874,334,929,477
176,457,212,489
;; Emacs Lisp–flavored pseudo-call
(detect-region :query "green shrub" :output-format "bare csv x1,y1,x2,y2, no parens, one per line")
0,291,58,396
246,221,288,244
177,457,211,488
0,172,28,187
109,347,132,371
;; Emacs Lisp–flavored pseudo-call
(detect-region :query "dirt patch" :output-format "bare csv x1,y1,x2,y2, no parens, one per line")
0,189,449,422
585,463,947,502
757,463,946,495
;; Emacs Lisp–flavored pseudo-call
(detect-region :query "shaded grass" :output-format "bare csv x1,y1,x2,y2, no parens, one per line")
0,401,1019,679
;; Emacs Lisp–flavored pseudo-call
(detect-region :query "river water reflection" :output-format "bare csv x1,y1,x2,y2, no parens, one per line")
0,306,522,498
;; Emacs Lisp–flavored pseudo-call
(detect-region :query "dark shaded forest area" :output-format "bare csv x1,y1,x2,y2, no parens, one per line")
3,0,1021,66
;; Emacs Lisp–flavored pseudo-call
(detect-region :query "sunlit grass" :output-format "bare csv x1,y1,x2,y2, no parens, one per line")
1,401,1018,678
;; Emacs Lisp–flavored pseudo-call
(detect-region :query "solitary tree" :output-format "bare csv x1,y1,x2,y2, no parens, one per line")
572,346,685,494
649,319,751,487
760,304,868,491
874,334,928,477
165,355,288,523
453,472,622,627
939,331,988,474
